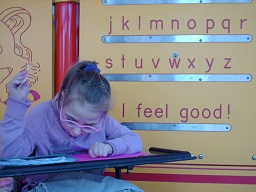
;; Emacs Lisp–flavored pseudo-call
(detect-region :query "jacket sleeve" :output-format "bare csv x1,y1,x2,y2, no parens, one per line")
104,115,143,156
0,97,36,158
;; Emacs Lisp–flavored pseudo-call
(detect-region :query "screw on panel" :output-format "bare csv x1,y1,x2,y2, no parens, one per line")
198,154,203,159
172,52,178,58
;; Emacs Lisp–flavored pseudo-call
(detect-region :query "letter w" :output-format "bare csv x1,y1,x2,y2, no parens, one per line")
169,58,181,68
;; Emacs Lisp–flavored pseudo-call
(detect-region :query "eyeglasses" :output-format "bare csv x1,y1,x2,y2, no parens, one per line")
59,97,103,133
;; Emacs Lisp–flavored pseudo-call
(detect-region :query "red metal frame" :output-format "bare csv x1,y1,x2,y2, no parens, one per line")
54,1,79,95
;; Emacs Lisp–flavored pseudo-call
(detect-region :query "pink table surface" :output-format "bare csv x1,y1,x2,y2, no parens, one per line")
71,152,148,162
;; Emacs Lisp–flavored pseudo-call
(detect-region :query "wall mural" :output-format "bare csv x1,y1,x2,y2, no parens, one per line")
0,7,41,104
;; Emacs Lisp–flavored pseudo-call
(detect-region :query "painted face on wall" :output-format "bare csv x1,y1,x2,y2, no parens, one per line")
0,21,17,103
0,7,41,106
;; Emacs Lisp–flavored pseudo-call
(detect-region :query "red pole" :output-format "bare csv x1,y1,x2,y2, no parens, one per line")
53,0,79,95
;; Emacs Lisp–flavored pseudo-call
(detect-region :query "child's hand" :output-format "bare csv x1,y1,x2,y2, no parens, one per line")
89,142,113,158
7,70,29,102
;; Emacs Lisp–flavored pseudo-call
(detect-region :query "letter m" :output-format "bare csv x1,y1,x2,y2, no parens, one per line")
150,20,164,30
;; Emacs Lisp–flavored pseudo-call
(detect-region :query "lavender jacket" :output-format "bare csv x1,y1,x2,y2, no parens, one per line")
0,96,143,189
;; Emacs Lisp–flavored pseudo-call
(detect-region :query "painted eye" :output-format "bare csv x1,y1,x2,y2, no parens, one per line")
0,45,3,54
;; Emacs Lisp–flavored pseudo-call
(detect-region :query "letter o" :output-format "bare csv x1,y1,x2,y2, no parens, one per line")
202,108,211,119
191,108,199,118
187,19,196,29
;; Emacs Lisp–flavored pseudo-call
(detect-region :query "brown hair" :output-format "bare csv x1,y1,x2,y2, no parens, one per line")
56,61,111,112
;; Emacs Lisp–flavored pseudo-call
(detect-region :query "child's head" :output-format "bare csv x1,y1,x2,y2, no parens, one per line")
57,61,111,136
57,61,111,112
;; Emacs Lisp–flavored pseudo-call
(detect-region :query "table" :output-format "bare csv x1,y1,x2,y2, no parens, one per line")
0,147,196,179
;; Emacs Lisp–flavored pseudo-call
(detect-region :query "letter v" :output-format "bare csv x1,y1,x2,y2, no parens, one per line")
152,58,160,68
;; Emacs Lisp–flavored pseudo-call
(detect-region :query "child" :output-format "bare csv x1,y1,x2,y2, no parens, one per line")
0,61,143,192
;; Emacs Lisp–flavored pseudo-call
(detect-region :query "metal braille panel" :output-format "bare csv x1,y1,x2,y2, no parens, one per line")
102,0,252,5
103,74,252,82
121,122,231,132
102,35,252,43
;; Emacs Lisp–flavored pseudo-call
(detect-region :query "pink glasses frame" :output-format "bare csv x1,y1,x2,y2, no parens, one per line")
59,97,103,132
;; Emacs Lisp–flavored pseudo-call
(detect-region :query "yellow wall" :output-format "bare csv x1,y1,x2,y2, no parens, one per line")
0,0,53,118
0,0,255,191
80,1,256,191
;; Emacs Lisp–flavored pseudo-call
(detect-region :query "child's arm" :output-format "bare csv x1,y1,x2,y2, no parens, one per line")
0,97,36,158
0,71,35,158
104,115,143,156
